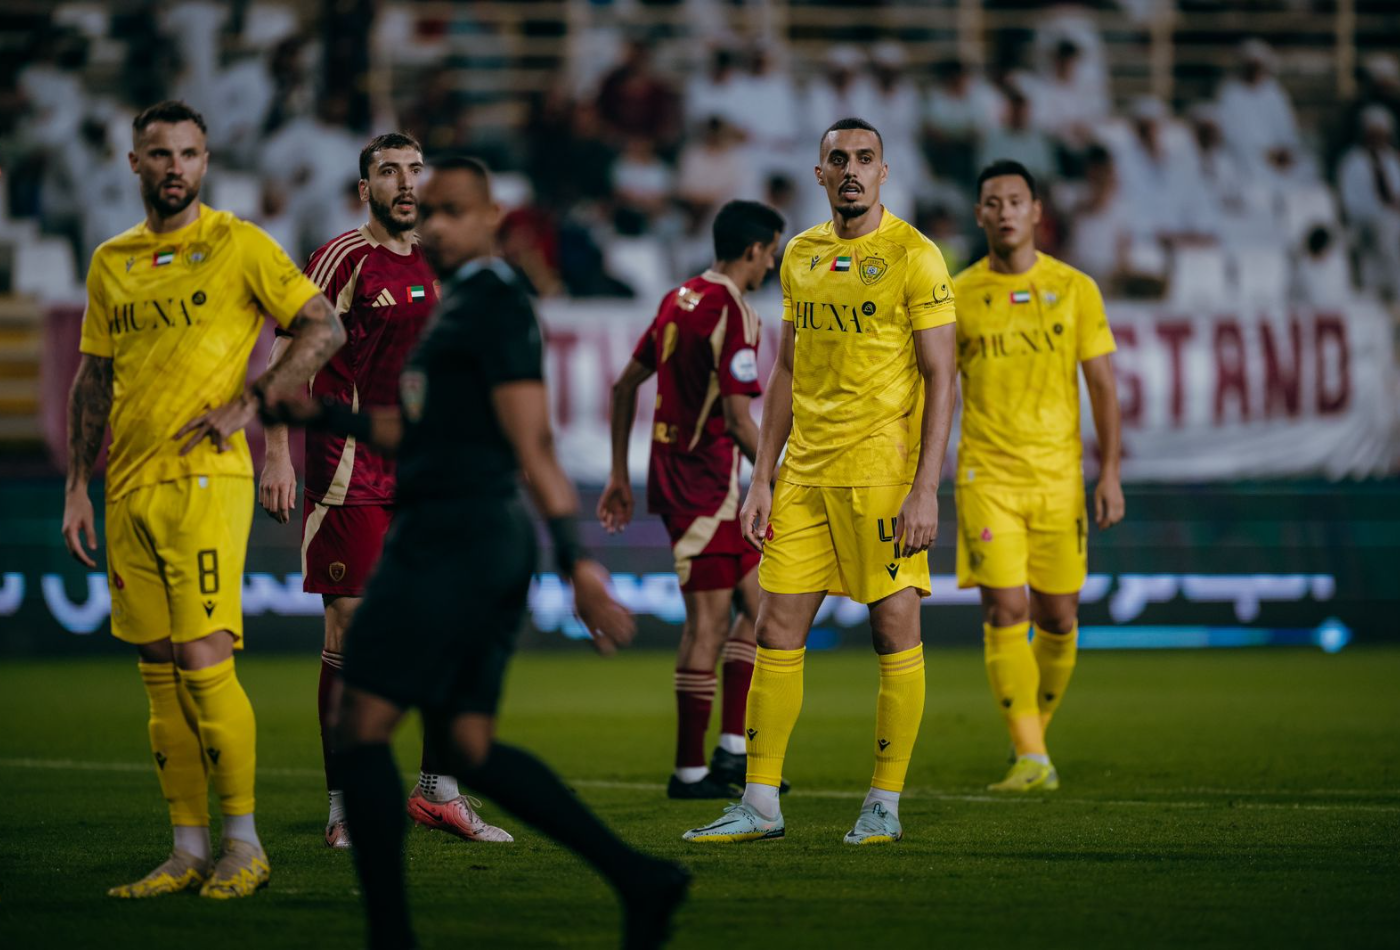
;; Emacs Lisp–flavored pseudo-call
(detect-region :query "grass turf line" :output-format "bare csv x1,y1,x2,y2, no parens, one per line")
1,648,1397,949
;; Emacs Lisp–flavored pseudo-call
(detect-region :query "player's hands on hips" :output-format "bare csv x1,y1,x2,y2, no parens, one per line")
596,473,634,533
61,487,98,568
259,453,297,524
739,482,772,551
176,391,258,456
895,484,939,558
1094,475,1125,529
570,559,636,655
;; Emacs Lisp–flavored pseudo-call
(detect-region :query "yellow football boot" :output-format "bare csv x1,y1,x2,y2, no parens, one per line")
199,839,270,899
107,849,211,898
988,757,1060,792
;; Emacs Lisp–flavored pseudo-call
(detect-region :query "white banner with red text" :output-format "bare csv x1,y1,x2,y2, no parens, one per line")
534,296,1399,484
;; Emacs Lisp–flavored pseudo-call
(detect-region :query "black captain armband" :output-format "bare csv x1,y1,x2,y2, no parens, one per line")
311,396,373,443
547,516,589,577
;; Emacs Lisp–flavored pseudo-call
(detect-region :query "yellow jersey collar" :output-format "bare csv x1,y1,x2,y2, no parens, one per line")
139,203,210,241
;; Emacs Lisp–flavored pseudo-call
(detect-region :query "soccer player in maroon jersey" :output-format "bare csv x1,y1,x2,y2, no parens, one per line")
599,200,786,798
259,133,511,846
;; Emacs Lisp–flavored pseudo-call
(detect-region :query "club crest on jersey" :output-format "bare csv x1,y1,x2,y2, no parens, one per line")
674,285,704,312
1010,291,1032,304
400,369,427,422
328,562,347,583
184,242,212,267
859,256,887,285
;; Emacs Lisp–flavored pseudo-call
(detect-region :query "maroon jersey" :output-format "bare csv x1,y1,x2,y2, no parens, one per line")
294,226,438,506
632,270,762,517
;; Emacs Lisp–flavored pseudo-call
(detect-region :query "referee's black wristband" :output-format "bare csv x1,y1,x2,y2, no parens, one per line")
312,397,373,443
547,516,588,576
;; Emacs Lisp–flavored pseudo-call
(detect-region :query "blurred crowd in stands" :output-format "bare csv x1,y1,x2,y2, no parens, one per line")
3,2,1400,308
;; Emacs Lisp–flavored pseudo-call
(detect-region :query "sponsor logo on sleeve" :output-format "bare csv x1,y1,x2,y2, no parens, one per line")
729,347,759,383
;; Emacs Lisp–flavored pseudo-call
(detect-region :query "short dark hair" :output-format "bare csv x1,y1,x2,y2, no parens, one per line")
713,200,785,261
976,159,1038,200
132,100,206,143
820,117,883,157
359,132,423,180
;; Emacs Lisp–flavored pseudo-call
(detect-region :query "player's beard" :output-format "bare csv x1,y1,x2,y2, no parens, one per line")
834,202,870,220
368,193,416,236
144,178,200,218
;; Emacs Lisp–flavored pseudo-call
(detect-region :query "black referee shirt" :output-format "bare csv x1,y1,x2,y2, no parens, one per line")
394,258,544,506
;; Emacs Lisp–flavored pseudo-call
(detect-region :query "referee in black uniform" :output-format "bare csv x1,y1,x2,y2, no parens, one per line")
267,156,689,950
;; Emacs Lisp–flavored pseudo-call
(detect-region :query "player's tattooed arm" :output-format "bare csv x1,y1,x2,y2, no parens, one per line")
1082,353,1125,529
254,294,347,401
599,359,654,533
739,321,796,551
176,294,346,456
62,355,113,567
898,323,957,557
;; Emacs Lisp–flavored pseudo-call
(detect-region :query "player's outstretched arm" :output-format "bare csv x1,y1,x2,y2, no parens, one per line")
739,321,796,551
61,354,112,568
176,294,346,456
258,334,297,524
599,359,654,533
492,379,636,654
897,324,957,557
1083,353,1125,529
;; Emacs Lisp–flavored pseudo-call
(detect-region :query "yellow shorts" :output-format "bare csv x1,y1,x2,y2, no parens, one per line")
105,475,253,645
758,480,931,605
955,480,1087,594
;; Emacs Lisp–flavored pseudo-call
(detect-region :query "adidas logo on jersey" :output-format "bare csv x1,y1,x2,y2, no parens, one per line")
371,288,398,308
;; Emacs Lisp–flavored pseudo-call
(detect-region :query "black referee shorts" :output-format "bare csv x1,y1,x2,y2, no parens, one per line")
342,495,537,717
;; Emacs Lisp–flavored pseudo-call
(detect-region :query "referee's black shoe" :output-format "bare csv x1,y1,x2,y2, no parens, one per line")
708,747,791,794
622,859,690,950
666,773,739,799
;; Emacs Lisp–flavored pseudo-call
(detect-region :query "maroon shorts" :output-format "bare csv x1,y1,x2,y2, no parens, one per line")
302,502,393,596
661,513,761,593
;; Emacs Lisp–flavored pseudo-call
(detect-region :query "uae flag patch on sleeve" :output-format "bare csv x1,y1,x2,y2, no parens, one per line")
1010,290,1032,304
830,256,852,272
408,285,426,301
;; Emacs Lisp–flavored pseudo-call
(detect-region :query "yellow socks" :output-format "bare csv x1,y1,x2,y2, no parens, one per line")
181,658,257,816
983,622,1046,757
744,647,805,788
1032,624,1079,733
138,661,210,827
871,645,926,793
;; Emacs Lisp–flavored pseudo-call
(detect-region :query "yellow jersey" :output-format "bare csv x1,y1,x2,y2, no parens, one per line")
779,209,957,487
952,252,1115,489
79,205,322,500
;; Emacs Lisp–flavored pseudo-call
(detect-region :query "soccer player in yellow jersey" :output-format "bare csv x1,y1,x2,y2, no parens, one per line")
59,101,346,898
952,160,1124,792
684,118,959,846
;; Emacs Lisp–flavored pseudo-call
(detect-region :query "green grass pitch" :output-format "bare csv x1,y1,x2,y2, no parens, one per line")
2,648,1398,948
